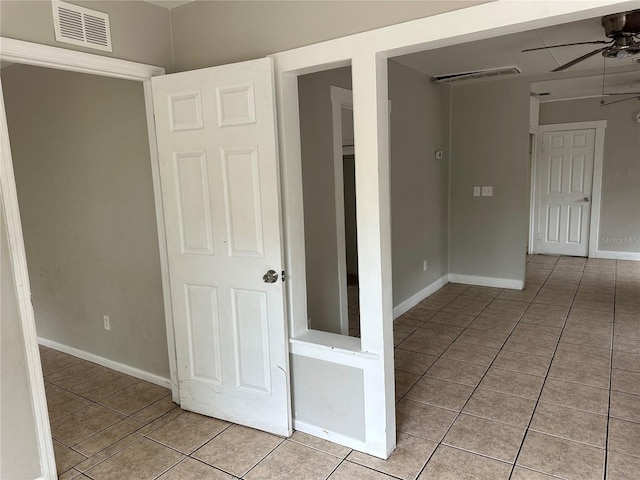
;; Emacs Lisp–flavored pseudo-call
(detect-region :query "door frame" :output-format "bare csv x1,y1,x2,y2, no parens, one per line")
331,86,391,335
527,128,538,256
330,85,353,335
0,38,172,478
530,121,607,257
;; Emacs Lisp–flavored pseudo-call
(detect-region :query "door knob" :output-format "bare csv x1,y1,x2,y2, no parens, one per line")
583,197,590,202
263,270,278,283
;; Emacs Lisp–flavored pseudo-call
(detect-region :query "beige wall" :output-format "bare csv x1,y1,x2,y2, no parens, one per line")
389,60,450,304
170,0,489,71
0,0,174,71
1,197,42,480
539,97,640,253
2,64,170,378
449,78,530,283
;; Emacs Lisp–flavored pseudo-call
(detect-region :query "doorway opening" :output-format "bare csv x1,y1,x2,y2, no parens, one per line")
332,85,360,337
529,121,607,258
1,62,170,474
2,63,169,379
297,66,359,337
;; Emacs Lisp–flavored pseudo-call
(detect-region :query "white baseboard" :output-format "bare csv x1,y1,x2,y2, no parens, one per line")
393,274,449,319
592,250,640,261
38,337,171,389
447,273,524,290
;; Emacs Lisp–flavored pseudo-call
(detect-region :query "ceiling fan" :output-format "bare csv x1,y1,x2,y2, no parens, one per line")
522,9,640,72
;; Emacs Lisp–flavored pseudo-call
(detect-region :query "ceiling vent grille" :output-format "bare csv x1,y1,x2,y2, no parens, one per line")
433,66,521,83
52,1,112,52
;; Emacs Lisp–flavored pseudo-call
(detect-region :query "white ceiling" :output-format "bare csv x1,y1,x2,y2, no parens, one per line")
393,13,640,101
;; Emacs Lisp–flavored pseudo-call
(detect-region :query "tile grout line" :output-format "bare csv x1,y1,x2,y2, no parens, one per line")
58,392,177,462
404,284,495,478
150,455,185,480
323,457,344,480
514,257,622,479
506,255,583,480
239,435,287,479
603,259,618,480
393,285,471,396
411,268,555,478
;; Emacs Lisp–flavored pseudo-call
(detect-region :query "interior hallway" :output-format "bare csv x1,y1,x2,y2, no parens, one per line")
43,255,639,479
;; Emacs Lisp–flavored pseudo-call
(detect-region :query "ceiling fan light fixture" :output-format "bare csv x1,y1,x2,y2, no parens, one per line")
526,9,640,71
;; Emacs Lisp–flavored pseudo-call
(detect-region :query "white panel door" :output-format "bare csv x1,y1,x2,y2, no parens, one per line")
537,128,595,256
151,58,290,436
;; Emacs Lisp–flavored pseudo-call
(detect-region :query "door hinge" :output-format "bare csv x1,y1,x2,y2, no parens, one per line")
281,271,286,282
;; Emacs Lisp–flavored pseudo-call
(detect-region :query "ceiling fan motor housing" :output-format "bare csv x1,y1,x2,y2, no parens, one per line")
602,9,640,37
601,10,640,58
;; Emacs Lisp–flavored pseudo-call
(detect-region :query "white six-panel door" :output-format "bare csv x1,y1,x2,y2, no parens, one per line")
537,128,595,256
151,58,291,436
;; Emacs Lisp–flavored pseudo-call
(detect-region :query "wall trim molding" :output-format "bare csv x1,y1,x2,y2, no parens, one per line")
393,275,448,319
38,337,171,389
592,250,640,261
448,273,524,290
0,37,164,80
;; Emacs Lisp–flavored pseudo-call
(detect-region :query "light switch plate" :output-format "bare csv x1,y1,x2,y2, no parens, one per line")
473,186,481,197
482,186,493,196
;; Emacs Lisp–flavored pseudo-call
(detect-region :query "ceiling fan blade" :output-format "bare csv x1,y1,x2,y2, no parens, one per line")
600,95,640,106
552,47,608,72
522,40,610,52
603,92,640,95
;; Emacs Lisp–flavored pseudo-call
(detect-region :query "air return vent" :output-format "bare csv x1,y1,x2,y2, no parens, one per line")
52,1,112,52
433,66,521,83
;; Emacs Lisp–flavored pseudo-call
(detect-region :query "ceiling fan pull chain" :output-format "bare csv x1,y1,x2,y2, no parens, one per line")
600,55,606,105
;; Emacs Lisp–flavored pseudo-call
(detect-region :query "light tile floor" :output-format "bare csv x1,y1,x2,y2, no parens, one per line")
43,255,640,479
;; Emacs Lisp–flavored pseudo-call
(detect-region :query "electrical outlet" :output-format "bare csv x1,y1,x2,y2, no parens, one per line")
482,186,493,197
473,186,481,197
423,260,428,272
103,315,111,331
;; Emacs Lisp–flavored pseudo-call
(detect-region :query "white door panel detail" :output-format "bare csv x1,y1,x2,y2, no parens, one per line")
169,91,204,132
567,205,583,244
231,288,271,394
569,155,585,193
174,152,215,255
152,58,290,436
185,284,222,384
221,147,264,258
537,128,595,256
216,83,256,127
